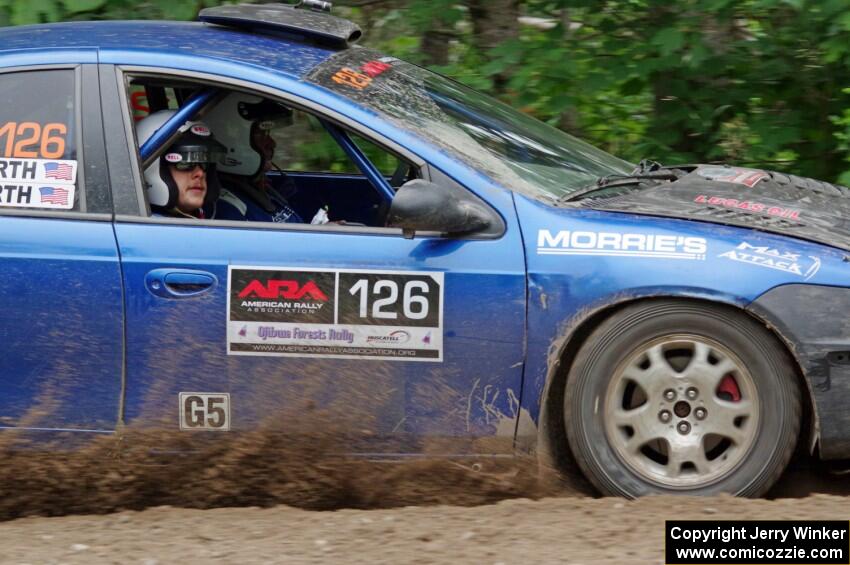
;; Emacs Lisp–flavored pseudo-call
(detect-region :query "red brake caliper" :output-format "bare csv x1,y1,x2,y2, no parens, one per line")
717,374,742,402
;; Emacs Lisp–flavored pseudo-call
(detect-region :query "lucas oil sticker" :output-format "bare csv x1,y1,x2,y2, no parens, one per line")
227,267,444,361
0,157,77,210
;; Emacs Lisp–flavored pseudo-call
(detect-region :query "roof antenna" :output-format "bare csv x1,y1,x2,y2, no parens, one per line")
296,0,333,12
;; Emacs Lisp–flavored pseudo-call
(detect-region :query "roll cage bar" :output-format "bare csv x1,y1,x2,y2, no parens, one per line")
138,86,396,204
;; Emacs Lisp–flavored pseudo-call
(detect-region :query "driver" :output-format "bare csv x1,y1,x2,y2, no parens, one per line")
136,110,227,219
206,93,327,224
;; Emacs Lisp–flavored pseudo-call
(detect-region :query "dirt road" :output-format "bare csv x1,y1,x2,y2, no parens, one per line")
0,451,844,565
0,493,847,564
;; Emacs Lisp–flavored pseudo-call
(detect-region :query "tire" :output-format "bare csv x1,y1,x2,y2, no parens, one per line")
564,300,801,497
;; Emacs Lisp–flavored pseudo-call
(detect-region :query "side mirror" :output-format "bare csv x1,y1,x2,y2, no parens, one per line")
386,179,491,237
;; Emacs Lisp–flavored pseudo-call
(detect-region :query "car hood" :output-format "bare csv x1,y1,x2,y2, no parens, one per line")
569,165,850,252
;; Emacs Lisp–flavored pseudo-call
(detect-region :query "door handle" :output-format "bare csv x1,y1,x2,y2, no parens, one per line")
145,268,217,298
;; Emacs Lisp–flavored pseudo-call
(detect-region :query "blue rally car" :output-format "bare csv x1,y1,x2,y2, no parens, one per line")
0,1,847,498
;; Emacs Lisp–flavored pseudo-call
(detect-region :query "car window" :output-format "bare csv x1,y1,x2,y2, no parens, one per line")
125,76,417,227
280,111,405,177
0,69,82,213
307,48,632,201
129,84,179,121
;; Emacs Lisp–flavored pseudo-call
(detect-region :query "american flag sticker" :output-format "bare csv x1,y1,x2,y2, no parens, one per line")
0,183,74,209
43,162,74,181
39,186,70,206
0,158,77,185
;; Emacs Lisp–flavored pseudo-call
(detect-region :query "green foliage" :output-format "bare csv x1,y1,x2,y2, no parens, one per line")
10,0,850,183
350,0,850,183
0,0,208,24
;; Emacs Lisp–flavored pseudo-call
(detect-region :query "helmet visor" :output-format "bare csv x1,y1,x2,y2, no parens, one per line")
163,145,225,168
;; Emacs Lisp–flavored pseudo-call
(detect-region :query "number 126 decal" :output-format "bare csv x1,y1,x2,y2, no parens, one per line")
0,121,67,159
227,267,444,361
339,273,440,326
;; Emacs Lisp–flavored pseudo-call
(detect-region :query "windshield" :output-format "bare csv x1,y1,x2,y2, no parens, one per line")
306,48,632,200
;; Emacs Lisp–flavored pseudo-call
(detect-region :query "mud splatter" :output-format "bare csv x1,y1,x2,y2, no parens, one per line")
0,424,580,521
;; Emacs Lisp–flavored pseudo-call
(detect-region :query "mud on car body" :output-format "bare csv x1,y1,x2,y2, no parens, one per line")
0,1,846,498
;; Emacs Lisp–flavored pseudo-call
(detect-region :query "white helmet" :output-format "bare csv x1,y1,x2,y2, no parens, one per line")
136,110,225,209
205,92,293,177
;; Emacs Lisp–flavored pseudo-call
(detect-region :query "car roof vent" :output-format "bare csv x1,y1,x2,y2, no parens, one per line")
198,2,362,48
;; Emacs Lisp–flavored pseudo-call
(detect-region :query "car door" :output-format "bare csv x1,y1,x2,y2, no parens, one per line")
105,72,527,452
0,63,123,436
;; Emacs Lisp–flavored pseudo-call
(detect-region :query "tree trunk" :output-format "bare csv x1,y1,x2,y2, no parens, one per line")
421,29,452,67
468,0,519,92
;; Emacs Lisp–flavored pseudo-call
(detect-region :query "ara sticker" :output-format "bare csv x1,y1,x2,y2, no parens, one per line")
226,266,444,362
719,241,821,280
694,195,801,220
696,167,769,188
165,153,183,163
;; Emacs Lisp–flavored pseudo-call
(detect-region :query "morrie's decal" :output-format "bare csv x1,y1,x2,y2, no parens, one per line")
719,242,821,280
537,229,707,260
695,195,801,220
696,166,769,188
228,267,444,362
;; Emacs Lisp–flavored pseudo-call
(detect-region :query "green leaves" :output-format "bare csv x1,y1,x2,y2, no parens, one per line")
62,0,106,14
3,0,850,183
151,0,199,21
651,27,685,56
10,0,60,24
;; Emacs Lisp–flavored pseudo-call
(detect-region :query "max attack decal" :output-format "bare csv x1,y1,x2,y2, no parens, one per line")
694,195,801,220
537,229,707,260
227,267,444,361
696,166,769,188
719,242,821,280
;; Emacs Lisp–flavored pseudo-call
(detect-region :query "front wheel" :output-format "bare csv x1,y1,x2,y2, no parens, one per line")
564,300,801,497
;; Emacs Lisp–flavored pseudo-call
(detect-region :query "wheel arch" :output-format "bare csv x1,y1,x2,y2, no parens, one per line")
536,294,816,477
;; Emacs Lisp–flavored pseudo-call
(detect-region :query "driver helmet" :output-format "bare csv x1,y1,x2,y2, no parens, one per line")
136,110,226,209
205,92,293,177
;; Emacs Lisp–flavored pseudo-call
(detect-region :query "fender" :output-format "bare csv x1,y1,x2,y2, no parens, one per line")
748,284,850,460
513,193,850,464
